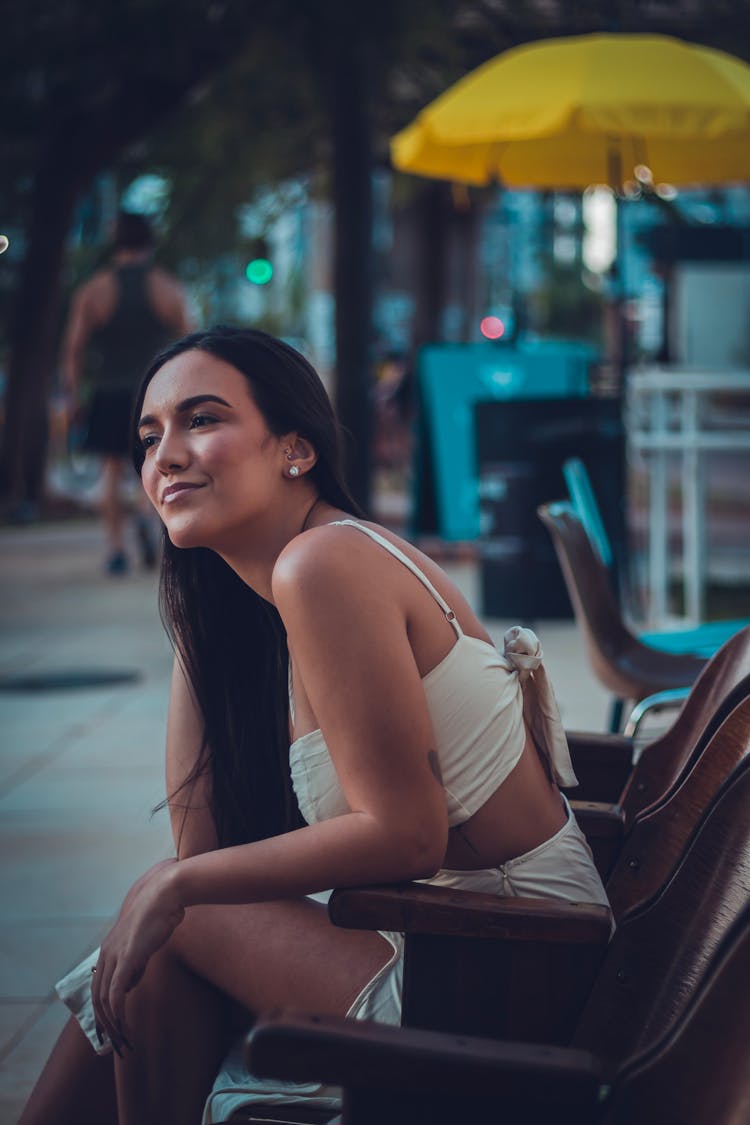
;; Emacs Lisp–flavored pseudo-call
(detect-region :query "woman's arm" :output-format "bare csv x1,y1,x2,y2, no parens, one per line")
170,529,449,905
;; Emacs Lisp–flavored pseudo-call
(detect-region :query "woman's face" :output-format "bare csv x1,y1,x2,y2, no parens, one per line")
138,349,288,550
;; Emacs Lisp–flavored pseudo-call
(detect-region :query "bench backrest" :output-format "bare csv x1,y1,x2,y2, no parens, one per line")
620,630,750,825
605,902,750,1125
607,692,750,920
574,744,750,1076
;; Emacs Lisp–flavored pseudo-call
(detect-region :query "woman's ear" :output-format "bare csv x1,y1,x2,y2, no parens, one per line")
281,434,318,479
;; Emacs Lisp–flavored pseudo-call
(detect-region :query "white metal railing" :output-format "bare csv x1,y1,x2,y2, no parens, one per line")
626,367,750,626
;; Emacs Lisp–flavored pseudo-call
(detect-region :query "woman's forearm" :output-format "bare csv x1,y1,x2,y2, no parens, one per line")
170,810,445,910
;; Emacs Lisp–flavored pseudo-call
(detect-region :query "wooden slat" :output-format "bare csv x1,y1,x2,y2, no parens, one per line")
607,694,750,921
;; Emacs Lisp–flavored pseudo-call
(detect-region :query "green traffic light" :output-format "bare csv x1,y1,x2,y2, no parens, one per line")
245,258,273,285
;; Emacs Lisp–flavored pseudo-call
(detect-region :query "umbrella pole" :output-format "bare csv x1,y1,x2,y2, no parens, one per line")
607,145,630,389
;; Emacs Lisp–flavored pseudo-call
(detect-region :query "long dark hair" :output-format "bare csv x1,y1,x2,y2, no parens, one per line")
131,326,363,848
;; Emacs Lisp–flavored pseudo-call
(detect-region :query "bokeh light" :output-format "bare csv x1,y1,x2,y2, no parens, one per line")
0,234,9,254
245,258,273,285
480,315,505,340
582,187,616,273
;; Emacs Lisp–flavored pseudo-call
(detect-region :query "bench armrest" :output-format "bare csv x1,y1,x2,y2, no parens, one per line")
330,882,611,943
246,1010,602,1121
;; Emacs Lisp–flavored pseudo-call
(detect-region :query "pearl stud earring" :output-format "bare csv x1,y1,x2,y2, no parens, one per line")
289,465,300,477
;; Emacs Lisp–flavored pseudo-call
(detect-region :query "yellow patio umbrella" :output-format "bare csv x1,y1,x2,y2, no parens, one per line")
392,33,750,189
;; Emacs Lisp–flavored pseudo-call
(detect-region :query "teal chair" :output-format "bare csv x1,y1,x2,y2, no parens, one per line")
562,457,748,659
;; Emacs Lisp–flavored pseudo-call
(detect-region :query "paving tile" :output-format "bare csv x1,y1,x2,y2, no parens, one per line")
0,815,173,922
0,764,168,820
0,920,108,1001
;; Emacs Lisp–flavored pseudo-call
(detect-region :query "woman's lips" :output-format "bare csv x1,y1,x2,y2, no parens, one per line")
161,483,204,505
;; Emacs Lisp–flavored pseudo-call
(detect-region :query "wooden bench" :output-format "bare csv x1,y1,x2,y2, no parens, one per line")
244,751,750,1123
223,699,750,1122
248,898,750,1125
315,693,750,1049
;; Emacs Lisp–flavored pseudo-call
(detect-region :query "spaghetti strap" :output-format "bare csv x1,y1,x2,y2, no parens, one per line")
330,520,463,637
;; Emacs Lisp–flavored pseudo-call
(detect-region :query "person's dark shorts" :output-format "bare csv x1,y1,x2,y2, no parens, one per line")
83,388,137,457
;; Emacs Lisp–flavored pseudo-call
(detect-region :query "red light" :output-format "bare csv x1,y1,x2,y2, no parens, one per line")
480,316,505,340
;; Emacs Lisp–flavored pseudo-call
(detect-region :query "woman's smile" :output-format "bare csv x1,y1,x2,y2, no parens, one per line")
161,482,206,505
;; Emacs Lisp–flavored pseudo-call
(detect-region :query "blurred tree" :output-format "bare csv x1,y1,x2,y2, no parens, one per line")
0,0,270,514
2,0,748,514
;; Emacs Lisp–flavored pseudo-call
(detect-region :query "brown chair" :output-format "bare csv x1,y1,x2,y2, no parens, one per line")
233,705,750,1123
537,501,707,732
248,899,750,1125
222,681,750,1122
245,749,750,1123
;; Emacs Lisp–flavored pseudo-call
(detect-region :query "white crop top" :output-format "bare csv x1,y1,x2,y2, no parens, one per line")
288,521,578,828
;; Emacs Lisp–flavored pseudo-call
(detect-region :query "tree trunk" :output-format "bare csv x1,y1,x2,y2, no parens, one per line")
321,8,374,513
0,151,82,513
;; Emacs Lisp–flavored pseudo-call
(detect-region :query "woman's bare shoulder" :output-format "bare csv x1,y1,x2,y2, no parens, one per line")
272,521,378,603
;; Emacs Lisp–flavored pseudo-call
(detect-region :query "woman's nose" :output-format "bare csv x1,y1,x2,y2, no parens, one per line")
154,427,189,472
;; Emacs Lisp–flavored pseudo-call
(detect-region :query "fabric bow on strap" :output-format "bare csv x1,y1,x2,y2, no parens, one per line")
503,625,578,789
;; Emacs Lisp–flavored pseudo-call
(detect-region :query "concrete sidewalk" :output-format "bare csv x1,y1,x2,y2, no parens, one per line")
0,517,610,1123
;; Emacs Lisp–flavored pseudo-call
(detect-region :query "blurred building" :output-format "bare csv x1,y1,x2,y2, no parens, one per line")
68,171,750,377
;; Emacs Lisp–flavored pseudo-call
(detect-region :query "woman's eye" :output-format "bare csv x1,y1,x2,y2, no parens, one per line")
189,413,217,429
140,434,159,451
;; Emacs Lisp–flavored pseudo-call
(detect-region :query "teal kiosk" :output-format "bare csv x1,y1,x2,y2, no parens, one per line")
411,339,623,620
412,339,595,541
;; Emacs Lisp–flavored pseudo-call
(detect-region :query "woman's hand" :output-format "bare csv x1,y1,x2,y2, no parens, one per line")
91,859,185,1052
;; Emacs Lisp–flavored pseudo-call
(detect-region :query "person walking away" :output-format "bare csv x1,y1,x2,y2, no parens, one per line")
61,211,192,573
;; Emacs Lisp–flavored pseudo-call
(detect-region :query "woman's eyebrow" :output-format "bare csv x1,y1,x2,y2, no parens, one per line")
137,394,233,430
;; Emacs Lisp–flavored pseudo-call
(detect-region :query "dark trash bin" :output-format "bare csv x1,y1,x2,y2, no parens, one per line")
475,396,625,621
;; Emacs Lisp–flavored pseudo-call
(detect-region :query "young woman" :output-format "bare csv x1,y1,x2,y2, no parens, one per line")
21,326,610,1125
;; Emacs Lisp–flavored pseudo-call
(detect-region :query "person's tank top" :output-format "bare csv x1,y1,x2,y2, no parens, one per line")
88,264,174,390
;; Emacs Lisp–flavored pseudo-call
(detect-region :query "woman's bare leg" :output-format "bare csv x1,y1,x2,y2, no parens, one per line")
18,1016,116,1125
21,897,392,1125
114,941,235,1125
115,896,393,1125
